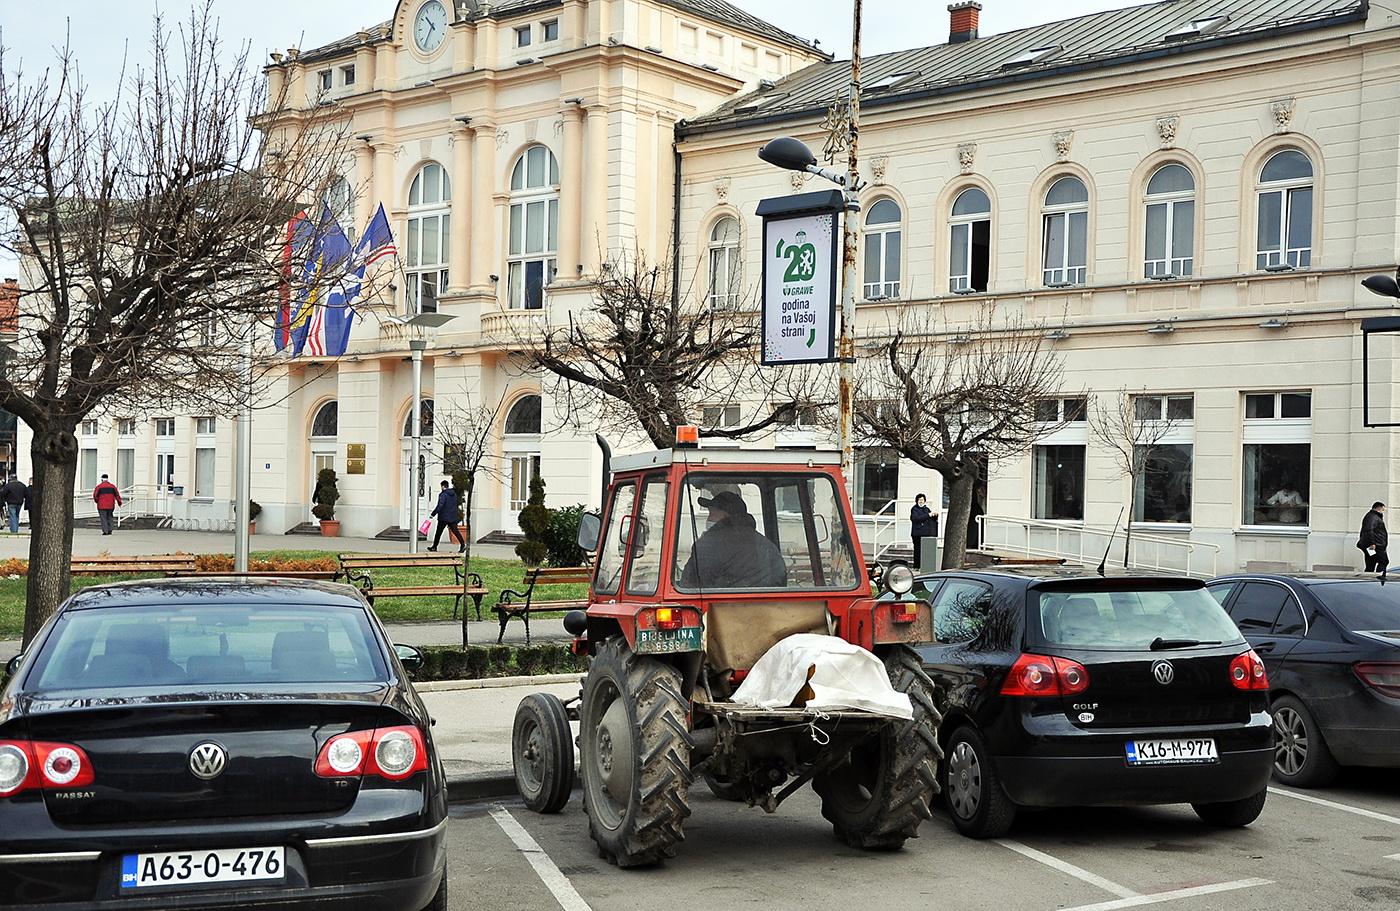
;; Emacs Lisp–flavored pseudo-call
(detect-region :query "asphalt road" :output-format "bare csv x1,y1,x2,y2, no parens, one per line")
445,769,1400,911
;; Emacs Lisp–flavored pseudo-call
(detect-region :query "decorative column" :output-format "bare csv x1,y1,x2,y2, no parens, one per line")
374,41,396,91
449,124,473,293
372,141,396,216
558,105,585,280
470,124,498,291
354,140,374,220
354,32,376,90
582,104,609,275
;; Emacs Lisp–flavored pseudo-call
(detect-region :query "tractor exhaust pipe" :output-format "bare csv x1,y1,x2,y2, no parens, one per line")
595,434,612,509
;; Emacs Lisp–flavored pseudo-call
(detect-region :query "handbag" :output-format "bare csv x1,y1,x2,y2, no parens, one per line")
418,517,433,536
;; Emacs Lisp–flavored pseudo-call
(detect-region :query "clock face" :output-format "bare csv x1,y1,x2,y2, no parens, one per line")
414,0,448,53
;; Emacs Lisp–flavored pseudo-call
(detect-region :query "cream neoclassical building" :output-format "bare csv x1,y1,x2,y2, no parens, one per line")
20,0,1400,573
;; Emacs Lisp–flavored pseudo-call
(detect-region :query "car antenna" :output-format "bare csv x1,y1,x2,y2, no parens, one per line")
1097,507,1125,578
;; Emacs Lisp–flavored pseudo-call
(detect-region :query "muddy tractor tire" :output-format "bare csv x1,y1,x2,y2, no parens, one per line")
513,692,576,814
579,637,694,867
813,645,942,851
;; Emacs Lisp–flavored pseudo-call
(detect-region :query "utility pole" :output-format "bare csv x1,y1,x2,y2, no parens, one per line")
233,339,252,572
837,0,863,500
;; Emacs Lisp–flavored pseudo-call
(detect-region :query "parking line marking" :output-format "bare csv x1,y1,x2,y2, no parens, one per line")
1058,878,1272,911
1387,853,1400,861
995,839,1140,899
1268,786,1400,827
489,806,594,911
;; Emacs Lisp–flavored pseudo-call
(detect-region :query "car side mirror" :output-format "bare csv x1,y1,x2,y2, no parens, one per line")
394,644,424,676
4,654,20,678
577,512,601,552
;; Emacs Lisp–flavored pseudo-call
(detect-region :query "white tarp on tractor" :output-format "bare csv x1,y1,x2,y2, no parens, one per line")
730,633,914,721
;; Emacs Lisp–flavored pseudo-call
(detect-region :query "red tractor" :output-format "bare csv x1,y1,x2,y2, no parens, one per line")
512,441,942,867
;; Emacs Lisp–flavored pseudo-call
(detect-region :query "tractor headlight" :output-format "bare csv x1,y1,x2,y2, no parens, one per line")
885,562,915,596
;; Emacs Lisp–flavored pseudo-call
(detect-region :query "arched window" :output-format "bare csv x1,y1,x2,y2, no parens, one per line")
862,199,901,300
707,216,741,309
1042,176,1089,286
310,401,338,438
324,175,356,242
402,399,435,437
1256,150,1313,270
1144,164,1195,278
949,187,991,293
507,146,559,310
504,395,543,435
407,163,451,313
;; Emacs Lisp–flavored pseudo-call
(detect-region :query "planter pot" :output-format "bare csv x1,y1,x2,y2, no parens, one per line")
319,519,341,537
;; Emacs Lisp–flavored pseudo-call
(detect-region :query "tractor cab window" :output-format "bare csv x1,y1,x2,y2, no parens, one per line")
672,473,859,593
594,481,637,597
625,477,669,597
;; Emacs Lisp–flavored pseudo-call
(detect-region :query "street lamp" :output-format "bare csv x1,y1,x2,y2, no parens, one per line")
1362,268,1400,300
389,311,456,553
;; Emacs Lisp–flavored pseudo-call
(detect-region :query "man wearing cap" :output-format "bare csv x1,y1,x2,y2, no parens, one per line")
678,490,787,590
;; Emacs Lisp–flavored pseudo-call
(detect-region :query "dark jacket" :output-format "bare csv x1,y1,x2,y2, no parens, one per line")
678,513,787,590
910,504,937,537
1359,509,1389,551
0,480,26,508
431,488,460,524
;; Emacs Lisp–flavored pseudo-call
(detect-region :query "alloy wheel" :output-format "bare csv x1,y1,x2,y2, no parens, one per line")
1274,706,1308,777
946,740,982,820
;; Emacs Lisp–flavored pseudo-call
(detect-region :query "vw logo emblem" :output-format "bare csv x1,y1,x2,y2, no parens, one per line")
1151,660,1175,685
189,742,227,781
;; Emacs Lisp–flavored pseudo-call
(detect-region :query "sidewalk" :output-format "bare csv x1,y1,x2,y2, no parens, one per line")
0,527,522,560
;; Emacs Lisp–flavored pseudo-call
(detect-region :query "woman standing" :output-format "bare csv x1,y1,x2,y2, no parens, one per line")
910,494,937,570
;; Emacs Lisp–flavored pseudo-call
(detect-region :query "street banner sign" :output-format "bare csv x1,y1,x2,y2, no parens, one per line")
757,190,843,365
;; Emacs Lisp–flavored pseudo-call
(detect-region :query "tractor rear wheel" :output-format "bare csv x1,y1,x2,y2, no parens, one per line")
813,645,942,850
579,637,693,867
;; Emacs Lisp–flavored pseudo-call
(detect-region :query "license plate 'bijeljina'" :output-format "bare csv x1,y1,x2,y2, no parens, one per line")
636,626,702,654
120,847,285,889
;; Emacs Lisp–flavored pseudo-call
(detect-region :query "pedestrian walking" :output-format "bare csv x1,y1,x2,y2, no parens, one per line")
1358,501,1388,574
93,474,123,536
1,475,26,534
910,493,938,571
426,480,466,553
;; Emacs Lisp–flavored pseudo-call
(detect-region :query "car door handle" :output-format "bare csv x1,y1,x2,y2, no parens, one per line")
1254,641,1276,654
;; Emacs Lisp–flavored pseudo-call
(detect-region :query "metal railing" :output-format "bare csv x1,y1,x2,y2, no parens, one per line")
976,514,1220,579
71,485,175,528
861,499,900,562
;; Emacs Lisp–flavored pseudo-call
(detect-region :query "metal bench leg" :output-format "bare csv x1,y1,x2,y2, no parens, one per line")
523,609,531,646
496,609,511,645
472,593,484,622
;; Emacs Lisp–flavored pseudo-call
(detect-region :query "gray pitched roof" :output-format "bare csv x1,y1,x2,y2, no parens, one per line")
680,0,1367,135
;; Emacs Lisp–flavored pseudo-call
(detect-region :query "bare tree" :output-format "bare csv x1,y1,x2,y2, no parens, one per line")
434,395,506,567
515,252,829,449
0,5,353,643
854,305,1070,569
1090,389,1184,568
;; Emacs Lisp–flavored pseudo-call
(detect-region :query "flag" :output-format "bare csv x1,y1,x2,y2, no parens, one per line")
289,208,352,357
356,203,397,268
319,203,398,357
275,210,313,351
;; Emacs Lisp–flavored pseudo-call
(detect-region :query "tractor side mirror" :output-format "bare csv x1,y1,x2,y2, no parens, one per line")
5,654,20,678
394,644,424,676
577,511,601,552
631,517,650,556
812,514,829,544
616,515,633,556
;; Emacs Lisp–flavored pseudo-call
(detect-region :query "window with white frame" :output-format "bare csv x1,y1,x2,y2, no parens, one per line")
862,199,901,300
310,401,338,439
154,418,176,437
195,416,216,435
515,25,532,47
1242,391,1311,527
507,146,559,310
949,187,991,293
79,448,98,491
341,64,356,86
117,447,135,490
407,162,451,313
317,70,332,93
325,175,356,242
1131,394,1194,524
1144,164,1194,278
542,19,559,41
854,447,900,516
1256,150,1313,270
707,216,741,308
1033,397,1087,521
117,418,136,437
194,418,216,499
1041,176,1088,286
80,420,98,436
701,404,741,429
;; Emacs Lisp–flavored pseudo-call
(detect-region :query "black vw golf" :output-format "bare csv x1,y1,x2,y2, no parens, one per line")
911,569,1274,838
0,578,447,909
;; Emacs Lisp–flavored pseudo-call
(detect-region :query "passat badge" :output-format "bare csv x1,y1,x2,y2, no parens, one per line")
189,742,227,780
1151,660,1175,685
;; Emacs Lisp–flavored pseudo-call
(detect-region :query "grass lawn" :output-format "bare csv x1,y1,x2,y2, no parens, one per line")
0,550,590,639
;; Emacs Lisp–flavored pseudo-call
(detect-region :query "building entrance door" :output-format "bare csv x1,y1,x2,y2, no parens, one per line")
309,451,335,522
502,453,541,534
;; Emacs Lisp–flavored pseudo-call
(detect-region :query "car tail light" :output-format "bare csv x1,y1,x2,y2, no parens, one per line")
0,741,94,797
315,726,427,781
1229,650,1270,691
1353,662,1400,698
1000,654,1091,697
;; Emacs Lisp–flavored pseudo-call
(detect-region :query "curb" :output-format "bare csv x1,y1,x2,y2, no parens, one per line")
446,768,581,805
415,673,583,693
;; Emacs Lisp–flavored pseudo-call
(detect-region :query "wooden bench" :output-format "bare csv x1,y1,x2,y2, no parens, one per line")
171,569,340,581
335,553,488,623
493,565,593,644
71,554,199,576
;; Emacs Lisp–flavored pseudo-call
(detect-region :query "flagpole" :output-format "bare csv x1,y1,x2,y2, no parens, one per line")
233,338,252,572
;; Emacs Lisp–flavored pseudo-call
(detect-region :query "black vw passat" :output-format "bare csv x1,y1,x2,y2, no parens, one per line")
0,579,447,909
910,570,1273,838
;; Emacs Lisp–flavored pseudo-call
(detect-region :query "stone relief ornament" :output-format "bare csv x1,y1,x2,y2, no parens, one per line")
790,170,809,192
870,155,889,185
1271,97,1296,134
714,177,731,203
957,142,977,175
1155,115,1179,149
1053,129,1074,162
495,129,510,149
553,118,565,138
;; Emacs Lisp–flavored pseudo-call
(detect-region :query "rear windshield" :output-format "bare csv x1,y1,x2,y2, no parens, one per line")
29,604,387,690
1312,583,1400,632
1030,587,1244,651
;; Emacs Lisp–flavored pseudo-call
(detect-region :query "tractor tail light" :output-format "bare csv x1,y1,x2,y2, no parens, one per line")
890,601,920,625
654,607,682,631
1229,650,1270,691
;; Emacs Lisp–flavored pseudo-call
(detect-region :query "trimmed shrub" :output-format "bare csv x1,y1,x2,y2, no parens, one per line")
543,504,589,567
515,474,549,566
312,468,340,522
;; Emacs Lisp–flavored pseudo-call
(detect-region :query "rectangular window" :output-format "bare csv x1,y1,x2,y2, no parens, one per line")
1145,199,1194,277
1242,391,1311,527
117,448,135,491
1033,444,1085,520
701,404,741,429
80,420,98,436
1036,397,1086,424
507,198,558,310
950,219,990,293
341,64,356,86
318,70,332,93
80,448,98,491
515,25,532,47
854,447,900,516
1135,443,1193,523
863,229,901,300
1043,211,1087,285
407,212,450,314
195,447,216,499
195,417,216,435
117,418,136,437
155,418,175,436
542,19,559,42
1256,187,1312,270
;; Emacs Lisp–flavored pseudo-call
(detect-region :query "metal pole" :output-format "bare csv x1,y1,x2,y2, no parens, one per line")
233,340,252,573
409,339,426,554
837,0,862,500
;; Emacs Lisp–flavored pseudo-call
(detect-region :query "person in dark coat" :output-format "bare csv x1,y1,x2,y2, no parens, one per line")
910,493,938,570
92,474,123,535
678,490,786,590
427,480,465,553
1358,501,1388,574
1,475,26,534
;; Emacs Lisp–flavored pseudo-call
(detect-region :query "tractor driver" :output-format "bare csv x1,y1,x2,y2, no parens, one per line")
678,490,787,590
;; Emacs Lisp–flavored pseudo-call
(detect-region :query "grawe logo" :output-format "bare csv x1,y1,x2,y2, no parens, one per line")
776,231,818,283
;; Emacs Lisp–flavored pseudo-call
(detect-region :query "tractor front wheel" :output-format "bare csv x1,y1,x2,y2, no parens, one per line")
579,637,693,867
813,645,942,850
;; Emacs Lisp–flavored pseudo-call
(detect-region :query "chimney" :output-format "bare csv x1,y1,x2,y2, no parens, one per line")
948,1,982,44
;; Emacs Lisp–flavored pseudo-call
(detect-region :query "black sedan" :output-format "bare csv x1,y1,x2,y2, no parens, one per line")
1208,573,1400,787
0,578,447,909
911,569,1274,838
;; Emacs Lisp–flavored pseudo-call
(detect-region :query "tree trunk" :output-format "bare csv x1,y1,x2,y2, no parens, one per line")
461,482,475,568
24,427,79,647
940,470,977,570
1123,483,1135,570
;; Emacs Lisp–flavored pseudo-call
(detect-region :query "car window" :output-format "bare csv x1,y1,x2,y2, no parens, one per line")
932,580,992,644
1273,597,1307,636
913,579,943,603
1205,582,1237,607
1031,587,1242,650
1311,582,1400,631
1228,583,1289,633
